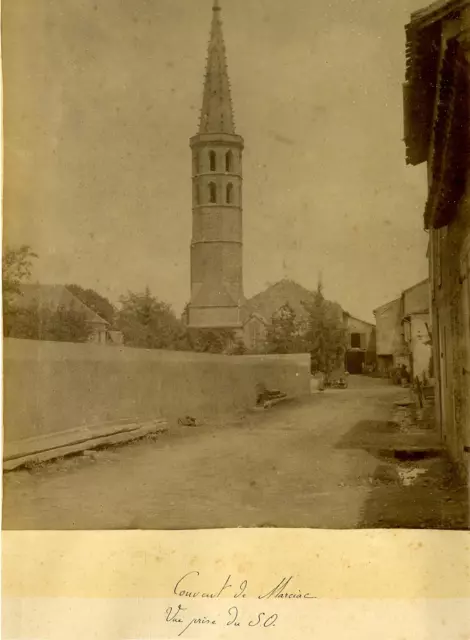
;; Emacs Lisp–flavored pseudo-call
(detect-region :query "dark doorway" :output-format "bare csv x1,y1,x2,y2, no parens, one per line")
346,350,365,374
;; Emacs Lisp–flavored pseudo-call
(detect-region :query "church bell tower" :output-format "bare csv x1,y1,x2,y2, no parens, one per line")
188,0,244,330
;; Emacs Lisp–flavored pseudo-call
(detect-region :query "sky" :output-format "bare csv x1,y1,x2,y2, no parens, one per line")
4,0,430,322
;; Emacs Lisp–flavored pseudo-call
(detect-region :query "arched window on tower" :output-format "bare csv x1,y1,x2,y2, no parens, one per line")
208,182,217,203
226,182,233,204
209,150,216,172
225,150,233,172
195,183,200,205
194,152,200,175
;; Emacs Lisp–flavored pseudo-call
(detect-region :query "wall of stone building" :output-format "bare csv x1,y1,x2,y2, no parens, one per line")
403,280,430,315
243,316,268,351
409,314,432,381
432,172,470,480
188,305,241,328
190,242,243,304
3,339,310,453
89,325,107,345
374,298,403,358
377,354,394,374
192,207,242,242
346,317,376,352
193,144,242,177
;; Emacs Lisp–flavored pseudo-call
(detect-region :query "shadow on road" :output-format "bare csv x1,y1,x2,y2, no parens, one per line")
337,419,469,530
336,419,401,451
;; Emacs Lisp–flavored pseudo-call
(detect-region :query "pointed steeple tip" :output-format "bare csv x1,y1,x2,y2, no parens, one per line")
198,0,235,134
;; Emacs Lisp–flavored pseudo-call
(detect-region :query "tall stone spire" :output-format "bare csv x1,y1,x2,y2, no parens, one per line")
199,0,235,134
188,0,244,333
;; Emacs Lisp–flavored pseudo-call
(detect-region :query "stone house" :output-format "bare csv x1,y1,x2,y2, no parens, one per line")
343,314,376,374
241,279,375,371
13,284,109,344
242,312,270,351
374,280,432,379
374,297,405,374
241,279,344,352
402,280,432,380
404,0,470,478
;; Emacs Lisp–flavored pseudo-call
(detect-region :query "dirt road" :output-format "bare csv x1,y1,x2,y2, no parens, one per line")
3,376,467,529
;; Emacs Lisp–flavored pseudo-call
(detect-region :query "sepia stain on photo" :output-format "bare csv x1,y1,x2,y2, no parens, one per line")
2,0,469,531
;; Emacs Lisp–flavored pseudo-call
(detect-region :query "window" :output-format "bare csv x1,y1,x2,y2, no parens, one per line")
194,152,200,175
208,182,217,203
350,333,361,349
209,150,216,172
226,182,233,204
195,183,200,205
225,150,233,172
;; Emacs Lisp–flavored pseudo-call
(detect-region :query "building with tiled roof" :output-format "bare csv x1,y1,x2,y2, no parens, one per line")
374,279,431,377
403,0,470,478
241,279,375,372
12,284,109,344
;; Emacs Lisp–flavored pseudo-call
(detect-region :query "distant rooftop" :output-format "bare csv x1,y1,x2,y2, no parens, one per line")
244,279,343,322
14,284,108,325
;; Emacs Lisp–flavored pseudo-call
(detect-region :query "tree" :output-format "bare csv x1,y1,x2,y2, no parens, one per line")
5,302,93,343
228,337,247,355
46,305,94,342
66,284,116,326
117,287,187,349
188,328,236,354
265,302,303,354
2,244,38,312
181,302,190,326
302,280,347,375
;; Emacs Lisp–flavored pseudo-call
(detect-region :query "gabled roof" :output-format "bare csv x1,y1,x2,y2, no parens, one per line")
423,28,470,228
245,279,312,321
402,279,430,315
403,0,468,166
244,278,343,323
198,1,235,134
242,311,270,327
410,0,465,27
373,297,401,315
13,284,108,325
401,278,429,295
344,313,376,328
374,280,430,316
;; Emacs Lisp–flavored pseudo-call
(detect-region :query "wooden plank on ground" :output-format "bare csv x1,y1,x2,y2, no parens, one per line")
3,422,168,472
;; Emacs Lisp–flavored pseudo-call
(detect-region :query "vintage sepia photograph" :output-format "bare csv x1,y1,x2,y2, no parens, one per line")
2,0,469,531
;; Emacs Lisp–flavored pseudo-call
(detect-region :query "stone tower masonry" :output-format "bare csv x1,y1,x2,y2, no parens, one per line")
188,0,244,330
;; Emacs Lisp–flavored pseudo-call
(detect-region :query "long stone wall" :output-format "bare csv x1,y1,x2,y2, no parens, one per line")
3,338,310,459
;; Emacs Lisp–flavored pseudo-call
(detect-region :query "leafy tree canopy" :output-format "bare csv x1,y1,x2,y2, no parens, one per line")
4,302,93,343
265,302,304,354
302,280,347,375
2,245,38,308
188,328,236,354
117,287,188,350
